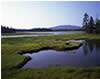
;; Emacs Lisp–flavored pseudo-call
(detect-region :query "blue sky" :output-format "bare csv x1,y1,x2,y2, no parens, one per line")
1,1,100,29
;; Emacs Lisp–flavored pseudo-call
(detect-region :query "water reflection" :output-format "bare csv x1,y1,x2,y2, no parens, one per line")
83,41,88,56
82,40,99,56
22,40,100,68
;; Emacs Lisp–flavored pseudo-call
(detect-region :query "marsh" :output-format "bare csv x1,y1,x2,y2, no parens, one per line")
22,40,100,68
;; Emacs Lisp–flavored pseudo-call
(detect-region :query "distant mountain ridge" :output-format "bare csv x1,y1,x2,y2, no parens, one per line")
50,25,82,30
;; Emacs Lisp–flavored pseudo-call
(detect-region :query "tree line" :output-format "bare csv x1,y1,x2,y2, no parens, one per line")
83,13,100,33
1,25,52,33
1,25,16,33
1,13,100,33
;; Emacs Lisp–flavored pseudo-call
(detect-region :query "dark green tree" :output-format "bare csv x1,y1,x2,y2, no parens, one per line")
1,25,16,33
96,19,100,33
82,13,89,31
88,16,94,33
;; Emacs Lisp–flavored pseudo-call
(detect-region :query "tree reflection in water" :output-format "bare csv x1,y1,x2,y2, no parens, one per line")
82,40,99,56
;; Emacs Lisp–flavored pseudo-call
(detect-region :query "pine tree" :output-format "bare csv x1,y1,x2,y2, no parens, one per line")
82,13,89,31
88,16,94,33
96,19,100,33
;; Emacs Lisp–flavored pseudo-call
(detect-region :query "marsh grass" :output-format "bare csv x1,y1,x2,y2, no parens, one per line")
2,33,100,79
1,32,49,36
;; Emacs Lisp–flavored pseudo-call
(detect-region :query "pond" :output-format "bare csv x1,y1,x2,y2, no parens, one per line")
1,32,82,38
22,40,100,69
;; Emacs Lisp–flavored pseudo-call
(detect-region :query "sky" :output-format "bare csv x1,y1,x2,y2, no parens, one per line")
1,1,100,29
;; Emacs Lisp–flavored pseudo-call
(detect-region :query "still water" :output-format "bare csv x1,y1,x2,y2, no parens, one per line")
2,32,82,38
22,40,100,69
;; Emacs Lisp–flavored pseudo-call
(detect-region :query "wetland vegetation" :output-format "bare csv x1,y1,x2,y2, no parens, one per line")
1,1,100,79
2,32,100,79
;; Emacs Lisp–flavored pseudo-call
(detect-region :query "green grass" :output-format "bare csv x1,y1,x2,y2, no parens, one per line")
1,32,49,36
1,32,100,79
2,67,100,79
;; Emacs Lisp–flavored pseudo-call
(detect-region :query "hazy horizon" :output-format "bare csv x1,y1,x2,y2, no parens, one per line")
1,1,100,29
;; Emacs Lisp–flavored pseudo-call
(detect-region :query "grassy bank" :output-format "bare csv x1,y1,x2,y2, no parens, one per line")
1,32,49,36
1,33,100,79
2,67,100,79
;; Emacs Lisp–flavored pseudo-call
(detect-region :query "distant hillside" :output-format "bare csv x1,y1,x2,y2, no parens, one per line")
50,25,82,30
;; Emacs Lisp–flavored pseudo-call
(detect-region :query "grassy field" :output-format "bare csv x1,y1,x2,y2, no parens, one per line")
1,32,49,36
1,32,100,79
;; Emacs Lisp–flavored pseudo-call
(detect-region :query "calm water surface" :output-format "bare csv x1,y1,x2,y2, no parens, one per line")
22,40,100,69
2,32,82,38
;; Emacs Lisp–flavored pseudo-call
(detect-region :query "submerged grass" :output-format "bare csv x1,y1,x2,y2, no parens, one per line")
1,32,100,79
